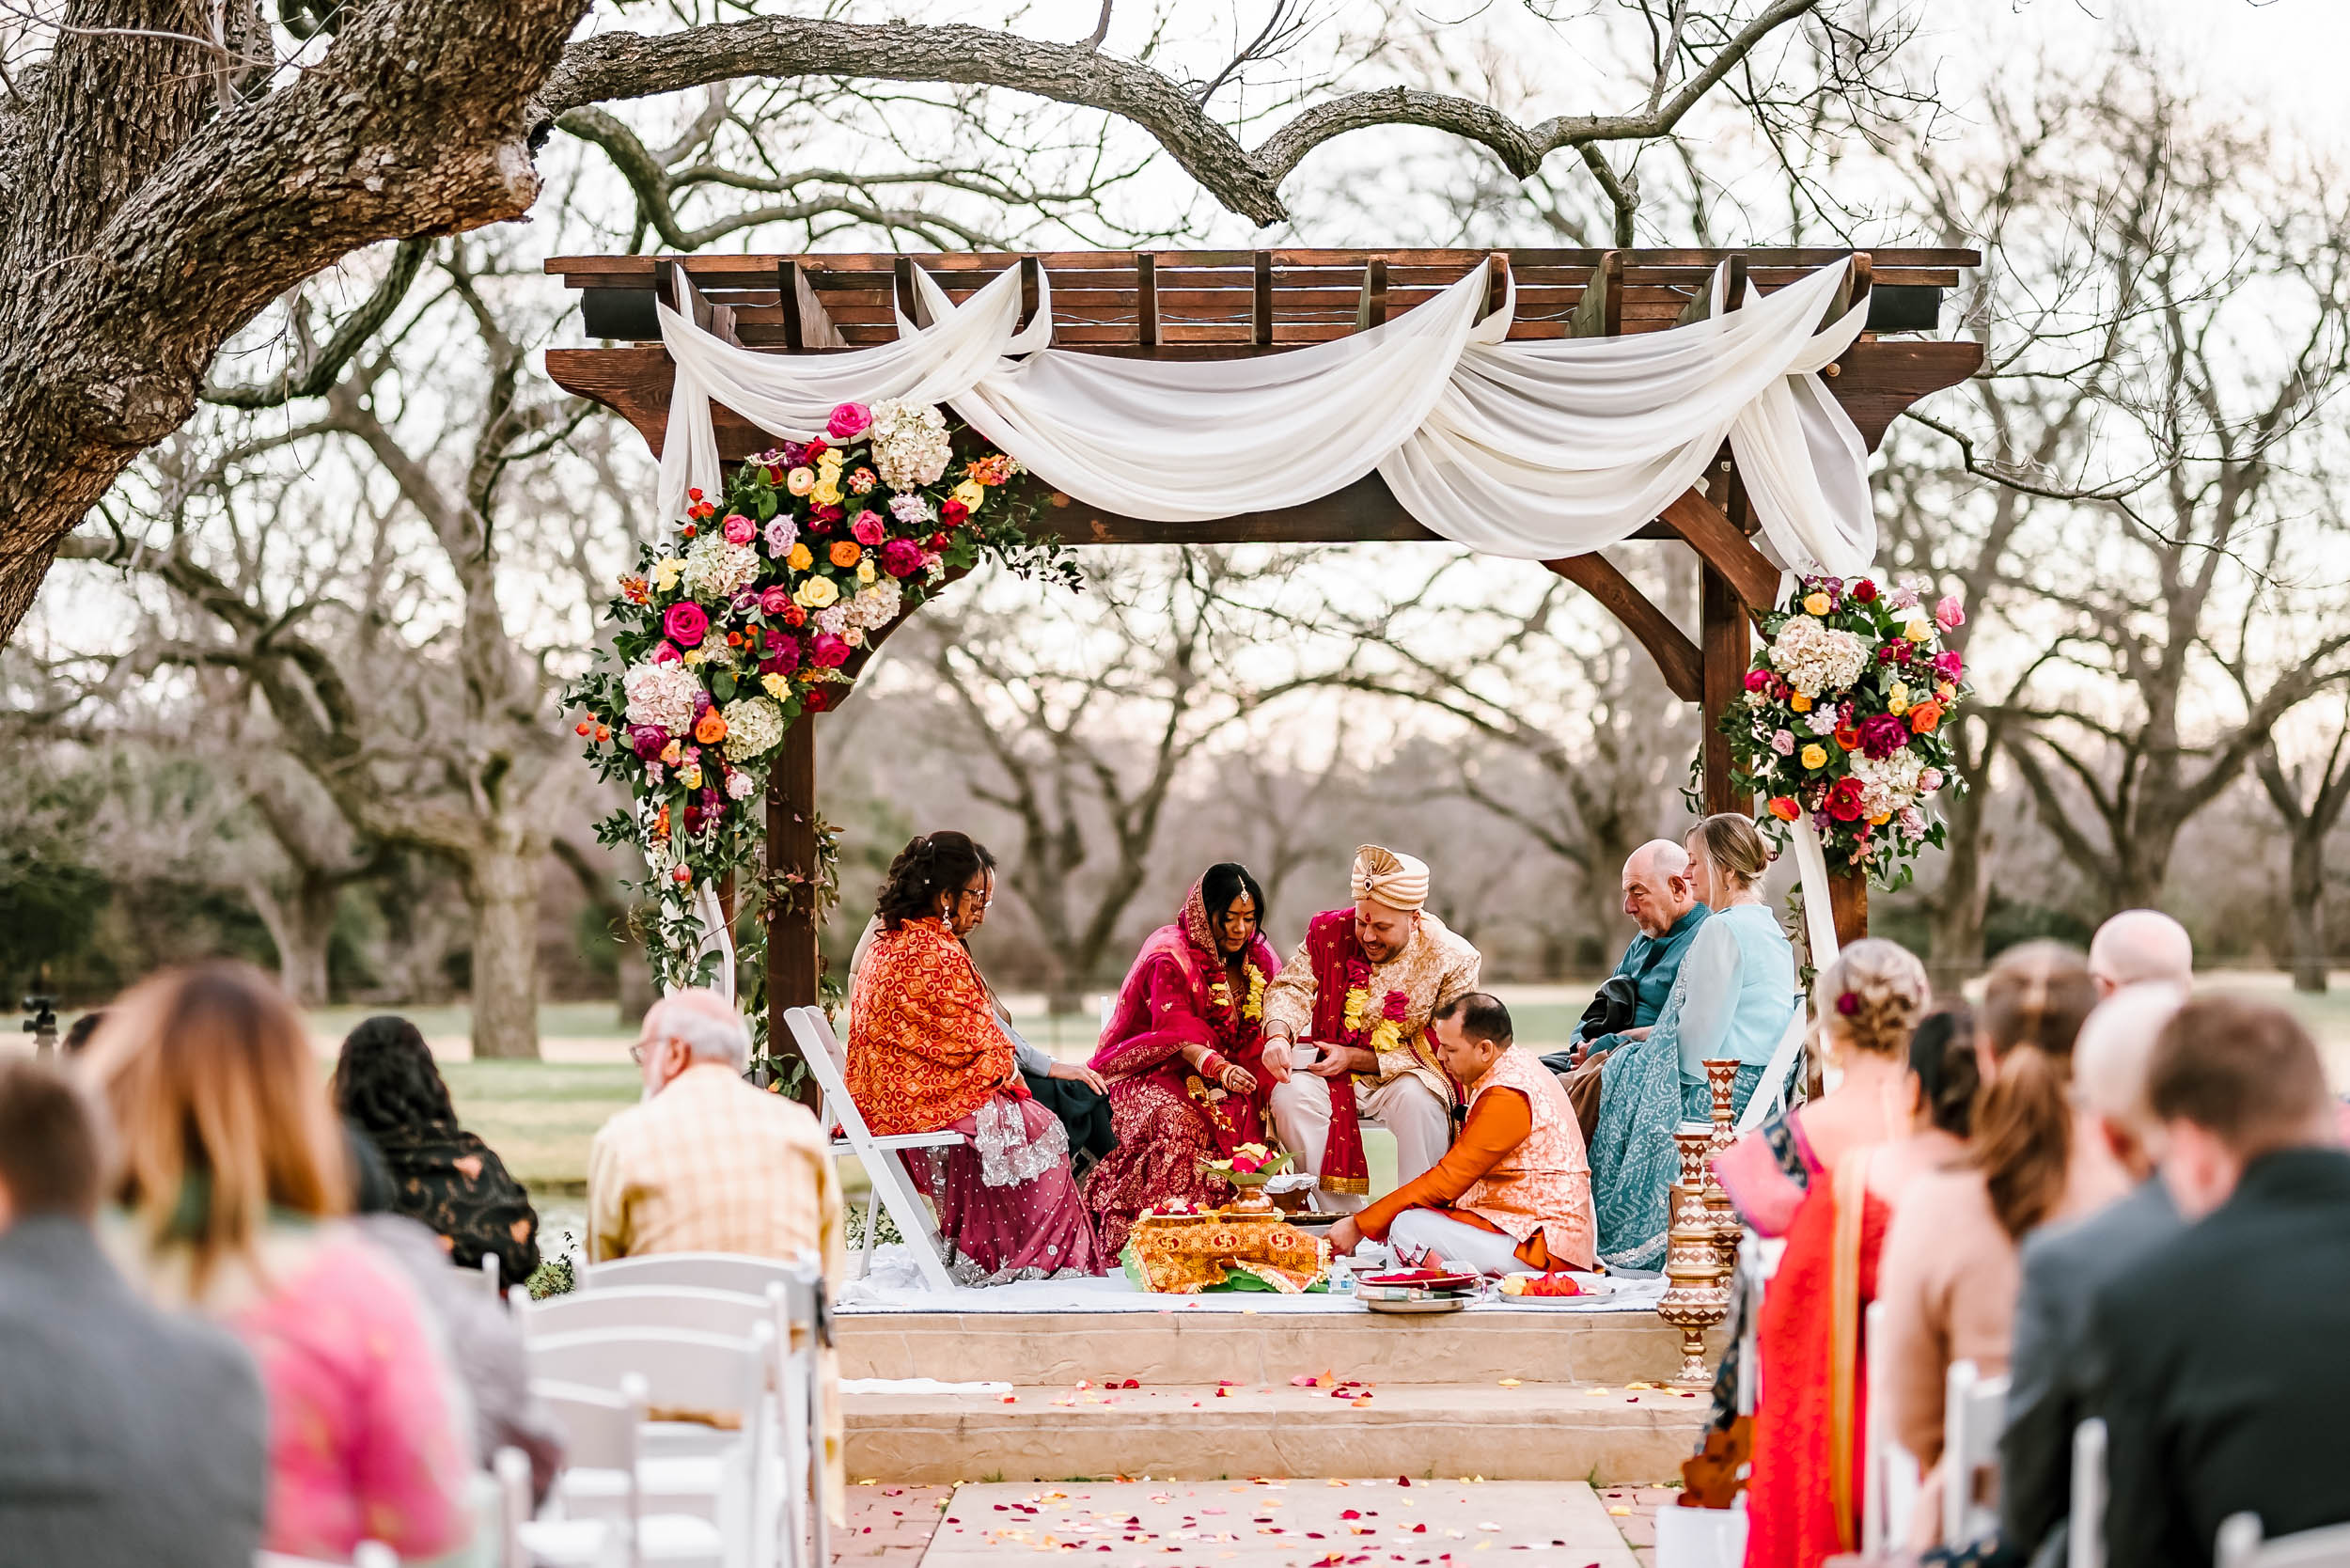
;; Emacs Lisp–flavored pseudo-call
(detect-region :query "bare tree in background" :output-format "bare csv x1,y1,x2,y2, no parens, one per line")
2,0,1929,645
2253,703,2350,993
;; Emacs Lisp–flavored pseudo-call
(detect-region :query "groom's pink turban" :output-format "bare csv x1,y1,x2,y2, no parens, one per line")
1350,844,1430,913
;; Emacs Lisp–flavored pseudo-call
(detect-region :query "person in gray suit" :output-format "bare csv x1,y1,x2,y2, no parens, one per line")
0,1059,266,1568
1998,981,2189,1563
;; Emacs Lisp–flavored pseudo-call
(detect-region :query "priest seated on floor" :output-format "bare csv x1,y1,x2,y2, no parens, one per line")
1326,994,1596,1275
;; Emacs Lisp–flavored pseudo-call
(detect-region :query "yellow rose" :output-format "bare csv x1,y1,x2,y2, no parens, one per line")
1888,682,1910,717
856,559,876,585
1904,618,1934,643
1937,681,1957,701
760,672,791,699
1791,693,1812,713
786,467,816,495
786,542,814,572
795,576,839,609
1803,592,1831,617
818,448,843,472
651,557,684,591
1870,811,1892,825
811,483,842,508
1800,743,1828,769
679,764,703,790
682,648,705,667
951,478,986,512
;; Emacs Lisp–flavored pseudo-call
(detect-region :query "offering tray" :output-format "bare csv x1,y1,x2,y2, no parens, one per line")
1355,1268,1481,1312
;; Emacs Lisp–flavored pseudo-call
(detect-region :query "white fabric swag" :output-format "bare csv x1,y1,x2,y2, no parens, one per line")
653,256,1878,574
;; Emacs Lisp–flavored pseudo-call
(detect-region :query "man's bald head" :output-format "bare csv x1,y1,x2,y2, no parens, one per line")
635,988,751,1095
2089,909,2194,997
2074,982,2188,1176
1622,839,1698,938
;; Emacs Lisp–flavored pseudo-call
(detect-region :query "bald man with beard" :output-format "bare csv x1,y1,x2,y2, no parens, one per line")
1544,840,1711,1142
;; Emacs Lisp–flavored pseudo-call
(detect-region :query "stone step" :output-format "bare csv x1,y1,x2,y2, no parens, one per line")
836,1307,1699,1388
845,1381,1707,1487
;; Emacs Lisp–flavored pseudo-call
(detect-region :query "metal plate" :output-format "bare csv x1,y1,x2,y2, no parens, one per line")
1361,1294,1470,1315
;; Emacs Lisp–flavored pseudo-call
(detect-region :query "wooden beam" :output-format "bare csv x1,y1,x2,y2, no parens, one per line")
1828,871,1869,945
892,256,917,324
776,260,848,351
1567,251,1622,337
1252,251,1274,347
1674,255,1745,326
1355,257,1388,330
1019,256,1042,335
1136,253,1158,348
1700,565,1747,815
1657,489,1778,611
1544,554,1701,701
1486,251,1511,320
766,715,820,1097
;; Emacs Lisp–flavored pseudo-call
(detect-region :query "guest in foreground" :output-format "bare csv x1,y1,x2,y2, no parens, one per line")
1261,844,1481,1211
2095,996,2350,1568
1543,839,1711,1140
1082,863,1286,1255
335,1013,540,1286
0,1060,267,1568
1589,813,1795,1268
590,987,845,1281
1998,981,2186,1564
1329,993,1595,1273
848,832,1107,1281
1878,940,2110,1544
2087,907,2193,996
1737,939,1948,1568
82,963,475,1563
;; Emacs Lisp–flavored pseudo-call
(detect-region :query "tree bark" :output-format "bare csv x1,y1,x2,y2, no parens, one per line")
2287,822,2328,994
249,870,341,1010
464,839,542,1060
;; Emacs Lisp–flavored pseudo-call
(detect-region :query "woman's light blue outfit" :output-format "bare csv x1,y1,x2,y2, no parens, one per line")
1588,902,1797,1269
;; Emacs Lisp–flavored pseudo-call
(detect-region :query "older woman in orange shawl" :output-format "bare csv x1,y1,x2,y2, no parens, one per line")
846,832,1106,1284
1080,864,1284,1256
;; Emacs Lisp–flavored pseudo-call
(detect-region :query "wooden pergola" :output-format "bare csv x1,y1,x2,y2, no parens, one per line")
543,246,1982,1041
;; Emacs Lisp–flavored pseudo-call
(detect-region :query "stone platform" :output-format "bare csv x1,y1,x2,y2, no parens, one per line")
837,1304,1717,1486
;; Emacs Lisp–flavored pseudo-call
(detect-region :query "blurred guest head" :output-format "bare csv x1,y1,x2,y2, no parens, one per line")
2148,996,2336,1219
1971,941,2100,1237
1908,1002,1981,1138
61,1010,106,1057
0,1060,103,1231
2088,909,2193,997
632,987,750,1097
1813,937,1932,1064
82,962,348,1294
2072,982,2188,1182
333,1015,457,1138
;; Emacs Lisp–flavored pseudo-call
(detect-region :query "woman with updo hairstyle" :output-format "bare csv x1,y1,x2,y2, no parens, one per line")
1588,813,1798,1269
1877,940,2112,1553
846,831,1108,1283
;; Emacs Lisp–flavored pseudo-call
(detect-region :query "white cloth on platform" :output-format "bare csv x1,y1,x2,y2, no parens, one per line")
1268,1074,1452,1215
651,257,1877,574
1388,1209,1531,1278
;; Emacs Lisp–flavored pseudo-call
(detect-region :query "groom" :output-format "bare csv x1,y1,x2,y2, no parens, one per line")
1260,845,1483,1212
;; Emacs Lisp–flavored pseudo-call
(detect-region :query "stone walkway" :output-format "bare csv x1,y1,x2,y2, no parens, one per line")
831,1479,1665,1566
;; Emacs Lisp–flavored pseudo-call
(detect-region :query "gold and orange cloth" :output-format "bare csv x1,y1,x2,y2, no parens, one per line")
1127,1211,1331,1294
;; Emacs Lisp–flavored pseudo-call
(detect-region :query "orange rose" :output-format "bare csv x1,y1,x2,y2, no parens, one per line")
695,710,728,745
1909,700,1943,734
1767,796,1801,823
1834,722,1861,752
828,540,863,570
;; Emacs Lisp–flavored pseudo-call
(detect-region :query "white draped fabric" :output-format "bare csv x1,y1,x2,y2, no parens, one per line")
651,255,1877,574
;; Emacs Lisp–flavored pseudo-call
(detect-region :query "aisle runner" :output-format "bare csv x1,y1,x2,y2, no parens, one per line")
916,1480,1638,1566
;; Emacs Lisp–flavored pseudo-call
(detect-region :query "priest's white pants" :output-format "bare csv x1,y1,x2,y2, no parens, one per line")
1268,1073,1450,1215
1388,1209,1527,1277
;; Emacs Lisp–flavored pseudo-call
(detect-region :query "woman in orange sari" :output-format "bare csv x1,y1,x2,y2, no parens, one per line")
1730,939,1962,1568
847,832,1107,1284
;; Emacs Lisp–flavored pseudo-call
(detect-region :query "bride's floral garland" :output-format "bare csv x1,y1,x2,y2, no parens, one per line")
565,399,1078,1015
1722,573,1972,888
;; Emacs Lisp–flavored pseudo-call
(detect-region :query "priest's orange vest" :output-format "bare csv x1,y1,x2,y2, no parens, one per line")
1457,1046,1597,1270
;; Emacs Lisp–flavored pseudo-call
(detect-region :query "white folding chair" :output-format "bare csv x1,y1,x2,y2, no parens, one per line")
1943,1359,2012,1548
494,1445,534,1568
2217,1514,2350,1568
258,1548,399,1568
517,1283,775,1342
770,1260,831,1568
528,1327,774,1567
1735,1000,1810,1134
784,1005,960,1291
2069,1418,2107,1568
454,1250,501,1302
1861,1301,1922,1553
525,1376,730,1568
582,1253,801,1298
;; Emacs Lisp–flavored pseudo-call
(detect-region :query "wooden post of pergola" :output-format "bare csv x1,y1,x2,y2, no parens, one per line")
547,246,1980,1050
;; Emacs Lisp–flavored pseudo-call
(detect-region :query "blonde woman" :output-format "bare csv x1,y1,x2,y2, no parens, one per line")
83,963,474,1563
1588,813,1798,1267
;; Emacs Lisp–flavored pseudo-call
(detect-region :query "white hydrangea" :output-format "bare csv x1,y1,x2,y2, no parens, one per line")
843,578,902,633
1768,615,1870,699
678,532,760,601
1849,747,1926,820
868,399,952,490
622,662,700,732
720,696,786,762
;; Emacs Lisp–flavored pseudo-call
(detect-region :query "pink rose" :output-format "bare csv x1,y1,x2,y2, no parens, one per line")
826,402,872,441
1770,729,1796,757
810,634,852,669
1743,668,1770,693
1933,650,1965,682
881,538,924,579
650,640,682,664
762,636,803,675
722,513,757,546
662,601,709,647
850,511,885,548
1935,594,1966,631
1920,767,1946,792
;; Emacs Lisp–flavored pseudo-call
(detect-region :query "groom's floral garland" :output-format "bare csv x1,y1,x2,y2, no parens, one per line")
565,399,1078,1020
1341,966,1411,1059
1721,574,1972,889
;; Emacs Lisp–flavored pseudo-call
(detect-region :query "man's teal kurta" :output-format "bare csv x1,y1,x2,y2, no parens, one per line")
1572,903,1710,1059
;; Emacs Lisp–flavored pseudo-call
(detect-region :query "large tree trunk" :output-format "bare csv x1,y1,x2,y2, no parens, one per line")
249,871,342,1009
1926,770,1994,991
465,842,542,1060
2288,823,2329,994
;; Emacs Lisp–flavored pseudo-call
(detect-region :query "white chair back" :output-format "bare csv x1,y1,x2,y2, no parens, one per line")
536,1375,648,1482
514,1283,773,1343
2069,1418,2107,1568
1735,1000,1810,1133
784,1006,959,1292
582,1252,798,1297
458,1251,501,1301
770,1260,830,1568
1860,1301,1920,1552
492,1445,534,1568
528,1325,773,1422
2217,1516,2350,1568
1942,1359,2011,1547
258,1550,400,1568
